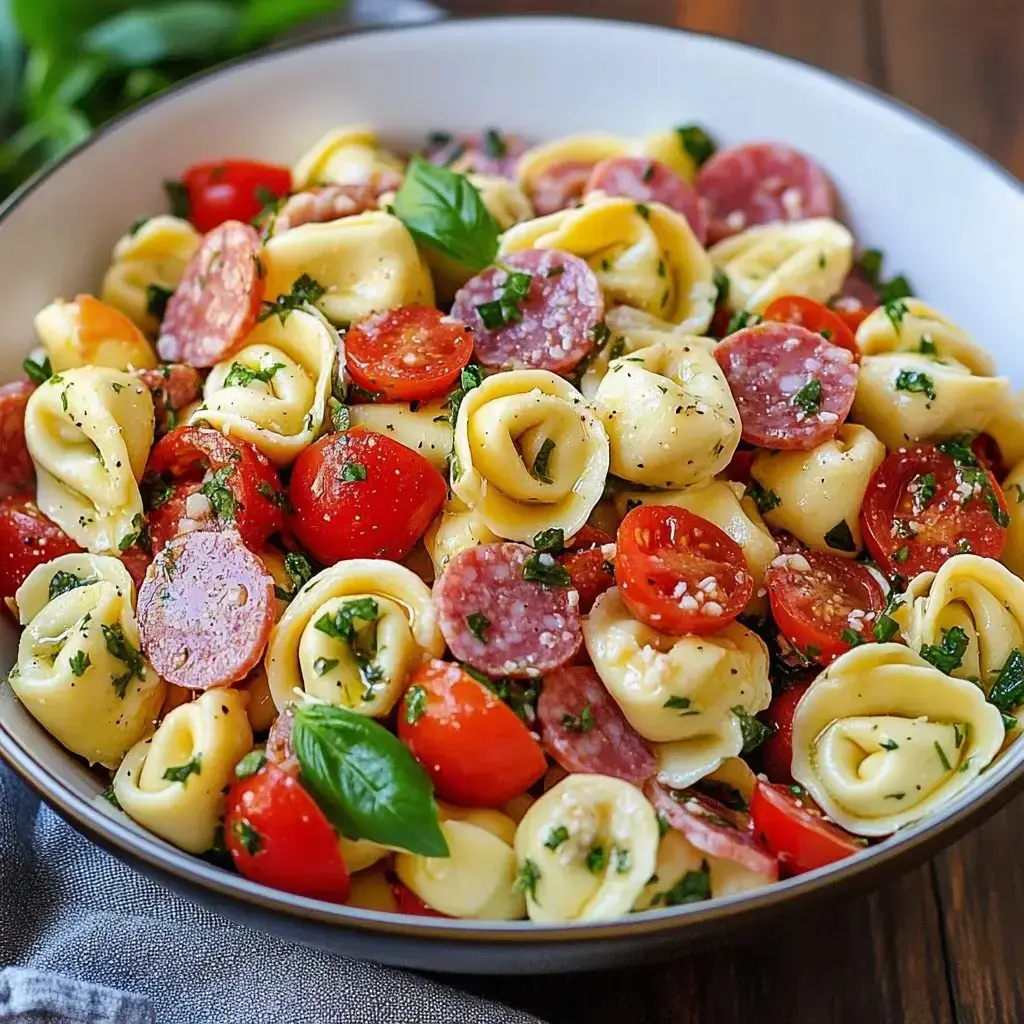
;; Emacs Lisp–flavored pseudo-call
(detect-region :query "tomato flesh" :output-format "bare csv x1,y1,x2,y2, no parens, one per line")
180,159,291,234
397,660,546,808
762,295,858,360
345,306,474,402
559,525,614,613
750,780,863,875
0,495,82,605
759,683,810,784
861,445,1009,576
615,505,753,635
390,878,449,918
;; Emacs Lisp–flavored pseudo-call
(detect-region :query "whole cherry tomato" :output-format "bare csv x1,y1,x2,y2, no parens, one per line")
178,159,291,233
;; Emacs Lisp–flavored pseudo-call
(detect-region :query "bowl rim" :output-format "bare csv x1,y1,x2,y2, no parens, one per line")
2,12,1023,946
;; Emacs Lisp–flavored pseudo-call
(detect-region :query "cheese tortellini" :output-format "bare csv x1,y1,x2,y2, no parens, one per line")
292,124,404,191
265,560,443,717
450,370,609,543
25,367,154,553
584,589,771,785
594,337,740,489
709,217,853,313
513,774,659,923
749,424,886,556
792,644,1003,836
423,497,500,576
192,307,336,466
1002,460,1024,579
35,294,157,372
262,212,434,326
10,554,164,768
500,195,715,331
347,397,452,474
113,688,253,853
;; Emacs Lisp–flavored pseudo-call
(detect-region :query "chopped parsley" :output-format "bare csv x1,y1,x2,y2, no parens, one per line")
447,363,485,428
725,310,762,336
231,818,261,856
258,273,325,324
163,179,189,219
531,438,556,484
894,369,936,401
475,266,533,329
466,611,491,643
744,479,781,515
234,751,267,780
840,628,867,647
532,528,565,554
23,355,52,385
790,378,822,418
919,626,969,675
329,397,350,433
257,482,292,512
650,860,711,907
914,472,936,510
315,597,380,645
892,546,910,563
200,466,237,522
934,741,953,772
314,657,339,676
68,650,90,677
988,648,1024,714
162,754,202,784
223,361,286,389
880,738,899,751
872,591,902,643
544,825,569,851
118,512,149,553
936,435,977,465
562,704,595,733
713,267,730,308
857,249,913,304
514,858,541,902
635,202,651,220
339,462,367,483
102,623,145,698
586,846,607,873
823,519,856,553
884,298,910,332
675,125,716,166
731,707,772,753
48,570,90,602
146,283,173,322
663,695,699,717
522,552,571,588
404,684,428,725
919,335,937,355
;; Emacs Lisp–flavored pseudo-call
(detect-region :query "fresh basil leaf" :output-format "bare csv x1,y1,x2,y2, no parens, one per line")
731,706,772,753
233,0,341,49
989,648,1024,713
823,519,856,552
920,626,969,675
675,125,715,166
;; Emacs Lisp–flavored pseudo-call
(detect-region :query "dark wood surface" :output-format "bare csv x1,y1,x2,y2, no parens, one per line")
435,1,1024,1020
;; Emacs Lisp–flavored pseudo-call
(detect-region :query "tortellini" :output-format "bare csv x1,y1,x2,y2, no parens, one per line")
709,217,853,313
749,424,886,556
515,133,630,196
986,390,1024,472
347,397,452,474
499,195,715,331
292,125,404,191
423,497,500,576
791,644,1003,836
113,688,253,854
35,294,157,372
26,367,155,553
10,554,164,768
513,773,659,923
100,215,201,334
584,589,771,784
594,337,740,488
1002,460,1024,579
262,212,434,327
346,865,399,913
191,307,336,466
450,370,609,543
265,559,443,717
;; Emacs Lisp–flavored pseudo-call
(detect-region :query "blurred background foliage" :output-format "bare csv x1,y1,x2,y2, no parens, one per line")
0,0,347,198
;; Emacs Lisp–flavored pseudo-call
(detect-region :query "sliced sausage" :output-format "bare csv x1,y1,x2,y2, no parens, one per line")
527,160,595,216
423,129,528,180
274,184,385,233
0,381,35,495
136,364,203,436
715,322,858,450
697,142,836,245
538,666,655,783
157,220,264,368
137,528,274,689
266,706,295,765
834,268,880,315
451,249,603,374
433,541,582,678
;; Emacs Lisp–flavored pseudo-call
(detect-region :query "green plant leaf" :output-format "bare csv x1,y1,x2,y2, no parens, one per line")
234,0,343,50
12,0,152,52
0,0,23,132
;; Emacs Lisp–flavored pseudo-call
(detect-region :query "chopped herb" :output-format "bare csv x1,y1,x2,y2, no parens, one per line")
48,570,90,602
953,723,965,749
231,818,261,856
141,472,175,511
101,623,145,698
725,310,762,336
884,299,910,332
642,162,656,182
544,825,569,851
546,264,565,278
531,438,556,484
840,628,867,647
284,553,313,595
102,784,121,809
657,812,670,838
590,321,612,347
258,273,325,324
919,336,937,355
713,268,730,308
919,626,969,675
146,283,173,322
314,657,340,676
989,648,1024,713
934,741,952,772
880,738,899,751
894,369,936,401
235,751,267,779
404,684,428,725
532,528,565,554
163,179,189,219
790,378,823,418
466,612,491,643
162,754,202,784
823,519,856,552
68,650,90,677
1015,484,1024,505
651,860,712,906
476,267,533,328
663,695,699,717
915,472,936,510
223,361,286,389
447,364,485,428
339,462,367,483
880,275,913,303
586,846,607,873
522,553,571,588
128,217,149,236
200,466,237,523
257,481,292,511
744,479,781,515
315,598,380,645
23,355,52,385
635,202,651,220
118,512,149,553
514,858,541,902
936,435,977,466
892,546,910,563
330,398,350,433
482,127,507,159
885,793,905,801
731,706,772,753
675,125,716,166
873,613,900,643
562,704,595,733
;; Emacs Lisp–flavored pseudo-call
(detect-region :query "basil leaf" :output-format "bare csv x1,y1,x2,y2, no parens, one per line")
291,702,448,857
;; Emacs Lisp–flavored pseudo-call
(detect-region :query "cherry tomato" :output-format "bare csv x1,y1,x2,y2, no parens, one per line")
289,427,446,565
615,504,754,635
179,159,291,234
559,525,615,613
762,295,858,360
145,426,285,553
390,878,449,918
397,660,547,808
971,433,1009,482
0,495,81,604
224,762,350,903
709,303,733,339
759,683,810,784
750,780,864,876
766,552,887,665
832,304,872,333
861,445,1009,576
345,306,474,402
722,447,756,485
119,546,152,592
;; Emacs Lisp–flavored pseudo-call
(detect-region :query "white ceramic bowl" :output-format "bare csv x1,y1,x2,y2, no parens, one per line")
1,16,1023,973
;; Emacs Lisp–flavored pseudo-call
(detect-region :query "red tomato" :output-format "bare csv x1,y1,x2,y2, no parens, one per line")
861,445,1009,576
397,660,547,808
145,427,285,553
179,159,291,234
760,683,810,784
750,780,863,875
119,546,152,592
289,427,446,565
224,763,350,903
722,447,756,485
762,295,859,360
971,433,1009,482
709,302,733,339
615,505,754,635
559,525,615,613
345,307,474,402
833,305,872,333
0,495,81,604
766,552,887,665
390,879,449,918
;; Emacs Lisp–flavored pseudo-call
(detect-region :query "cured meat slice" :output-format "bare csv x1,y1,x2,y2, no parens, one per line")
136,364,202,436
423,129,528,180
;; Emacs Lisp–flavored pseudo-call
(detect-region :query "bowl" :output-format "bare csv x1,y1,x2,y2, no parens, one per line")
1,15,1023,974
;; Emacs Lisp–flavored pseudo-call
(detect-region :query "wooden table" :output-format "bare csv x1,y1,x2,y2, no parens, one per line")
434,1,1024,1020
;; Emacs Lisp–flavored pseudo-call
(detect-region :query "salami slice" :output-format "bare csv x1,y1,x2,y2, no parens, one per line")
834,268,880,314
137,528,274,689
423,129,528,180
646,779,779,879
715,322,858,450
538,666,655,783
0,381,35,494
585,157,709,244
274,184,387,233
266,707,295,765
451,249,603,374
527,161,594,216
137,364,202,436
434,541,582,678
697,142,836,245
119,546,152,593
157,220,264,368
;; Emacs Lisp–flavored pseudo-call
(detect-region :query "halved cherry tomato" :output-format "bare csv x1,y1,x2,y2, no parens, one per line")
762,295,858,360
832,304,872,333
225,762,350,902
145,426,285,553
861,445,1009,576
390,878,449,918
559,525,615,613
179,159,292,234
759,683,810,784
118,546,152,592
766,551,887,665
0,495,81,604
750,780,864,876
289,427,446,565
615,505,753,635
345,307,474,402
397,660,547,808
